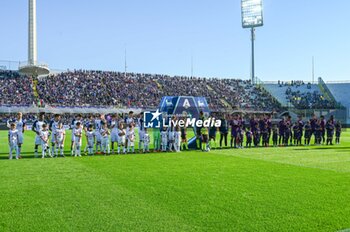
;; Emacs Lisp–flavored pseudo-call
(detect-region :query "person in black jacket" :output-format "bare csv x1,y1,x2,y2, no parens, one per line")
326,116,335,145
219,114,228,148
335,120,342,144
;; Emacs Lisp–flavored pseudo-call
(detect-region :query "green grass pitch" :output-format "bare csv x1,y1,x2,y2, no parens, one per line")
0,130,350,231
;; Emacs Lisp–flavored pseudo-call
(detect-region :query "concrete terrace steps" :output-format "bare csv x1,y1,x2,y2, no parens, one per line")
327,83,350,109
263,83,321,107
206,84,232,110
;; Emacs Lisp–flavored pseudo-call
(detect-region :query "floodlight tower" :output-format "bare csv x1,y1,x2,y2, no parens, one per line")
19,0,49,77
241,0,264,85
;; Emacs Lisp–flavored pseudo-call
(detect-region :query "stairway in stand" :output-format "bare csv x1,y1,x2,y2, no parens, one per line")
32,78,40,106
207,84,232,110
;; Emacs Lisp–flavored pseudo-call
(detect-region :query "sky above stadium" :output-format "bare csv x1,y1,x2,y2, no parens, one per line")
1,0,350,81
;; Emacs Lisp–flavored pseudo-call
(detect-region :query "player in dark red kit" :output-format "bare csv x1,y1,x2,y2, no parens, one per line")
335,120,342,144
265,114,272,145
320,115,326,144
297,116,304,145
310,114,318,144
304,120,312,145
258,115,265,146
278,117,286,146
230,114,239,148
284,116,292,146
326,116,335,145
261,124,269,147
250,115,258,136
238,114,245,148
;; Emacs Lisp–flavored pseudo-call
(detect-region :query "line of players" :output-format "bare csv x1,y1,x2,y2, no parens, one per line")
7,111,181,159
6,112,343,159
30,112,149,158
208,114,342,149
66,112,185,155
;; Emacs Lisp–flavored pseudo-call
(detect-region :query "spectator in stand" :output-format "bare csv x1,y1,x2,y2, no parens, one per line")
285,86,337,109
0,70,34,106
36,70,282,112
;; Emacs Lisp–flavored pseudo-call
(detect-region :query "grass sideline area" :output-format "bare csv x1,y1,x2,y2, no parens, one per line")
0,130,350,231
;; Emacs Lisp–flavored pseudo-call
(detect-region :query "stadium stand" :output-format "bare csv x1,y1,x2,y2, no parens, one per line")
35,70,282,112
2,69,344,113
36,70,161,108
327,83,350,118
0,113,72,125
206,78,281,111
0,70,34,106
263,81,337,109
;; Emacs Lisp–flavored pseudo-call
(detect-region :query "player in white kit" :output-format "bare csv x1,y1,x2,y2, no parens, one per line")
32,113,46,158
73,122,83,157
100,123,111,155
168,126,175,152
40,124,52,158
110,115,119,154
54,122,66,157
8,123,20,160
94,114,105,154
70,114,82,156
143,128,150,153
49,114,61,157
117,123,126,154
125,111,134,150
85,125,96,156
174,126,182,152
127,123,135,153
137,113,145,153
83,115,95,154
161,127,168,152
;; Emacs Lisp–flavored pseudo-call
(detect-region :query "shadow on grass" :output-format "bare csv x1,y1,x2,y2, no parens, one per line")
292,146,350,151
0,155,39,160
0,151,72,160
335,150,350,153
1,145,350,160
312,146,350,150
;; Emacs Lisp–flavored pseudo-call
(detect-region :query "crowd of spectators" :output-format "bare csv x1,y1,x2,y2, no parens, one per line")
154,76,226,110
0,113,73,124
36,70,161,108
0,113,36,124
285,87,337,109
209,79,281,111
35,70,282,111
5,69,340,111
0,70,34,106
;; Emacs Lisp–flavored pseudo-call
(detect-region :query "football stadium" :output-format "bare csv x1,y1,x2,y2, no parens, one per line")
1,0,350,231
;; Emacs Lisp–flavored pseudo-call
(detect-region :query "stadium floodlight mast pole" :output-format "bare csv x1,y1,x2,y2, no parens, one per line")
191,55,194,78
124,48,127,78
19,0,50,78
241,0,264,85
251,27,255,85
28,0,37,66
